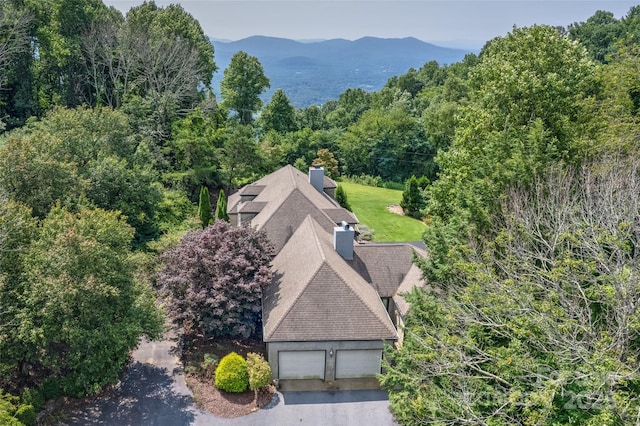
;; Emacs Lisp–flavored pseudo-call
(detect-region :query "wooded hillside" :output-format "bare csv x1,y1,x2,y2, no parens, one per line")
1,1,640,424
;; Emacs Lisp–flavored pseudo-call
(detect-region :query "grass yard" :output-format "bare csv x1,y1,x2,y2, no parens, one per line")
339,181,426,242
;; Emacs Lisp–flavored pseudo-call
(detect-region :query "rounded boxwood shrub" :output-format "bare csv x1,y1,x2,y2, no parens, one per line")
214,352,248,393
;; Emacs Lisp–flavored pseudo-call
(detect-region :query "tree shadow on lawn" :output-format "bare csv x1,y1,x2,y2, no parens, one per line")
62,361,197,425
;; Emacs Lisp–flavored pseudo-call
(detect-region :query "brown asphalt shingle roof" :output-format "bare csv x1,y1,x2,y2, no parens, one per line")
263,216,398,342
350,244,426,298
228,165,357,254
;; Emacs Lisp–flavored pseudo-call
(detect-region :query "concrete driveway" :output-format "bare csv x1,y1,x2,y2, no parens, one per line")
61,333,397,426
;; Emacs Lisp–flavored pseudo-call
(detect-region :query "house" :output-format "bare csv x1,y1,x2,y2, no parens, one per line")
229,165,426,384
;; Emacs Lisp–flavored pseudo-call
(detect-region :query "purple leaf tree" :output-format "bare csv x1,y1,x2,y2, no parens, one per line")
158,220,274,338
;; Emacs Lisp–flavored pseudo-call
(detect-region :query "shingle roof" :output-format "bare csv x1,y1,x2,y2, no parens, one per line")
393,263,425,316
322,208,358,225
239,185,265,196
228,165,357,253
350,244,426,298
263,216,398,342
238,202,267,213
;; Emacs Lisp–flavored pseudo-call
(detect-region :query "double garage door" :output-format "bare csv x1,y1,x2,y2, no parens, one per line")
278,349,381,380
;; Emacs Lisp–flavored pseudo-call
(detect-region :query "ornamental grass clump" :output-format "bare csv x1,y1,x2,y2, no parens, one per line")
214,352,248,393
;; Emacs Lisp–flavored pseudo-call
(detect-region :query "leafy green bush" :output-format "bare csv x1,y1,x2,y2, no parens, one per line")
214,352,248,393
200,353,219,379
246,353,271,391
0,389,34,426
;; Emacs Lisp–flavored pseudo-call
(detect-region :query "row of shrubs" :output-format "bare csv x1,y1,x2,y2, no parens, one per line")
214,352,272,394
344,174,405,190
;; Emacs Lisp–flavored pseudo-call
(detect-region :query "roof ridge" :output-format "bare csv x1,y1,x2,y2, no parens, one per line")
264,217,325,340
286,164,298,189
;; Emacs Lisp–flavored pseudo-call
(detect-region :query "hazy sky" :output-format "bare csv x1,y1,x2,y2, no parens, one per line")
102,1,639,48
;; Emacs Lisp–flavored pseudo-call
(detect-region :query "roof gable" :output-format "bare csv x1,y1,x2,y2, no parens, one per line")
263,216,397,342
229,165,357,253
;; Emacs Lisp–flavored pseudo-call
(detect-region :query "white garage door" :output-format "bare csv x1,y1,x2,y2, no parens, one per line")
336,349,382,379
278,350,325,379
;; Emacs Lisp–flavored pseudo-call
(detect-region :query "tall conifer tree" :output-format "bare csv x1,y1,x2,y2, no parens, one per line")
199,186,213,228
215,189,229,222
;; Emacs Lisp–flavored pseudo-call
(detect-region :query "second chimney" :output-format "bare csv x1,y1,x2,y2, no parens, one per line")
309,165,324,194
334,221,355,260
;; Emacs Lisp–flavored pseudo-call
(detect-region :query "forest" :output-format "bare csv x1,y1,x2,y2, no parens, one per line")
1,0,640,424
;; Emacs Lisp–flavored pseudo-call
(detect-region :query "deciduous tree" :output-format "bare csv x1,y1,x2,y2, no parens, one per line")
19,206,164,396
221,51,270,125
259,88,296,133
384,160,640,425
158,220,273,338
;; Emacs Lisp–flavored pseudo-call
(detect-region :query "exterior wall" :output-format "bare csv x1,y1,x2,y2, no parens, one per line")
324,188,336,199
238,212,257,226
229,212,238,226
266,340,388,382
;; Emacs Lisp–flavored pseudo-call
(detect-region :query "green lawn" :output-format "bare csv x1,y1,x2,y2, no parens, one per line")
339,182,426,242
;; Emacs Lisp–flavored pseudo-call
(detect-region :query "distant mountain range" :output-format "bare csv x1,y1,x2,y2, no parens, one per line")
210,36,472,108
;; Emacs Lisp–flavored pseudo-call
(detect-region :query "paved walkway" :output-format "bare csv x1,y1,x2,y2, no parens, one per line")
61,333,397,426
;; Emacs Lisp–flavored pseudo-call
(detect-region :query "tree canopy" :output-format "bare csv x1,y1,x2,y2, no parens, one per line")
384,160,640,425
158,220,273,338
221,51,270,124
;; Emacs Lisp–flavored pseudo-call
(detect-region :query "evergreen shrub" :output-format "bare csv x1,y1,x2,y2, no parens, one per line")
214,352,248,393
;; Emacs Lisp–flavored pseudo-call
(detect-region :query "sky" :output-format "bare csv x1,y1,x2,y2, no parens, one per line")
102,1,640,49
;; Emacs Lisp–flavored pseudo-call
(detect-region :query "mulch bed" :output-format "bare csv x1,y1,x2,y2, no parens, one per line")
181,335,276,418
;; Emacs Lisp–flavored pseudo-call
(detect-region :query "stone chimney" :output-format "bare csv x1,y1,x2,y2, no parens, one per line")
333,221,355,260
309,165,324,194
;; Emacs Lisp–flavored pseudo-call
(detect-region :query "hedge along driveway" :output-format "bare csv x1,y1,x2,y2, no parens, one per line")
339,182,425,242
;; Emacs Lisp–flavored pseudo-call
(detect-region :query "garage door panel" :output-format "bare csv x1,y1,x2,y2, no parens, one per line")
336,349,381,379
278,350,325,379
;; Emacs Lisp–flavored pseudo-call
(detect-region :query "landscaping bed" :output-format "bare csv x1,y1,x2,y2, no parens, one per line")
181,335,276,418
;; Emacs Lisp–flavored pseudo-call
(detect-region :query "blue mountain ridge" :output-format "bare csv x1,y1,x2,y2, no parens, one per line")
211,36,471,108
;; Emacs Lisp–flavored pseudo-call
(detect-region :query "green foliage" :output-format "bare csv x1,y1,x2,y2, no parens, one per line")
259,89,297,133
326,88,371,129
0,199,37,384
214,189,229,222
384,162,640,424
200,354,219,379
18,206,164,396
198,186,213,228
221,125,266,188
424,25,597,283
221,51,270,124
0,389,30,426
312,148,339,179
339,107,436,182
400,176,425,219
569,10,622,63
167,108,224,198
246,353,271,392
334,185,351,211
0,133,87,218
0,107,162,242
214,352,248,393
